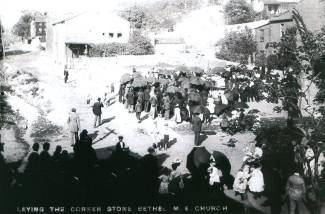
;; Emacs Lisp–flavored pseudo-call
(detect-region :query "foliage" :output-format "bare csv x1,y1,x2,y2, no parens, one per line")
12,11,34,38
120,5,147,29
215,27,257,63
224,0,256,24
30,115,62,143
128,31,154,55
89,32,154,57
224,112,260,135
120,0,201,31
0,83,15,129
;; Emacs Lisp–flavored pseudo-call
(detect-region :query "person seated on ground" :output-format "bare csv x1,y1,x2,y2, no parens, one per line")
170,159,182,180
18,142,40,173
115,136,128,154
52,145,62,162
39,142,53,173
158,167,170,195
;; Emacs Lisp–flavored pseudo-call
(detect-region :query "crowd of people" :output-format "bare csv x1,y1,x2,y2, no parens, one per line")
1,65,325,214
0,132,243,213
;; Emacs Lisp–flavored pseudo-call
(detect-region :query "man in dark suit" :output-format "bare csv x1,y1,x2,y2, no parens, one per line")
192,113,202,146
93,98,104,127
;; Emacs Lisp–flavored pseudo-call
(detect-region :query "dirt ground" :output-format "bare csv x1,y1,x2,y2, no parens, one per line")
2,47,285,176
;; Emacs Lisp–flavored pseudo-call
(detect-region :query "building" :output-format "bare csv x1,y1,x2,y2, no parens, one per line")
30,12,47,42
254,12,294,56
46,11,130,66
154,35,186,55
263,0,300,15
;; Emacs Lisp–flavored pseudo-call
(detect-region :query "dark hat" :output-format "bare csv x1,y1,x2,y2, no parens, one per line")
148,147,155,154
118,135,123,139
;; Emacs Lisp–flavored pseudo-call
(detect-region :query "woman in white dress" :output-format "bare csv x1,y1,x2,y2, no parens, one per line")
248,165,264,199
174,104,182,124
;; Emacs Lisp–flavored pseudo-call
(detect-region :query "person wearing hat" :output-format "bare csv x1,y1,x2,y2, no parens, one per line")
67,107,80,146
93,98,104,128
116,136,127,154
126,88,135,113
192,113,202,146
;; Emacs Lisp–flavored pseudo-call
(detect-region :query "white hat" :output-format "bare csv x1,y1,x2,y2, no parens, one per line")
172,158,182,164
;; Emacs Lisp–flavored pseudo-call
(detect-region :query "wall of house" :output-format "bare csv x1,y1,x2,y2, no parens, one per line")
64,13,130,44
255,21,294,56
47,12,131,65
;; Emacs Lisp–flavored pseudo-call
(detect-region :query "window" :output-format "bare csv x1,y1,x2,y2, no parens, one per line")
109,33,114,38
117,33,122,38
259,29,265,42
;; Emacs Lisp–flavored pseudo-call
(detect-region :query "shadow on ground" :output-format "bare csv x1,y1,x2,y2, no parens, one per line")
5,50,31,56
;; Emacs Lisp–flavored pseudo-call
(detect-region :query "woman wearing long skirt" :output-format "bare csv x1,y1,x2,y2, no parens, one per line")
174,104,182,124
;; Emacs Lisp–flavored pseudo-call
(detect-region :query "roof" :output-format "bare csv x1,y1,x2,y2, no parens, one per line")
155,38,185,44
254,15,293,29
225,20,269,32
269,11,293,21
263,0,300,4
52,11,129,26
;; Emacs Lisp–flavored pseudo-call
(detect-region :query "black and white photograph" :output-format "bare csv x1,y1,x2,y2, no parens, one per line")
0,0,325,213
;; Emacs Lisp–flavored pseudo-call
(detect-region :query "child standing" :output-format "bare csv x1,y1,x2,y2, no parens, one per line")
233,165,250,200
158,168,170,195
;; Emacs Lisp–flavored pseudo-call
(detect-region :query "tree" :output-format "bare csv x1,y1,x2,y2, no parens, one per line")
224,0,256,24
120,6,147,29
12,11,35,39
215,27,257,63
0,82,15,130
129,31,154,55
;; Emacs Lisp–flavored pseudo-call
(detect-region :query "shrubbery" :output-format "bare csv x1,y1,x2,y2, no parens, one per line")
89,32,154,57
215,27,257,63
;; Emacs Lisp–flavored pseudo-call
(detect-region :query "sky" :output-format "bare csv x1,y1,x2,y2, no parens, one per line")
0,0,156,28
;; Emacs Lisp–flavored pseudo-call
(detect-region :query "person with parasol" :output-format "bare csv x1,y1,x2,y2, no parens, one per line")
192,113,202,146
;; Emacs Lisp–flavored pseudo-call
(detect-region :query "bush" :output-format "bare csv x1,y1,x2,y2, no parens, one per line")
89,33,154,57
215,27,257,63
224,0,256,25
